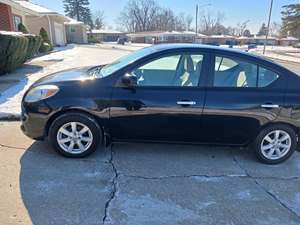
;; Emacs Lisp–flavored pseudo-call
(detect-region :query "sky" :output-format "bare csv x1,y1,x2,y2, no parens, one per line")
31,0,299,33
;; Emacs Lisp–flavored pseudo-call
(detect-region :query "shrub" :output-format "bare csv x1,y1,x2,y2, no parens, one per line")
293,42,300,48
0,32,28,75
39,42,51,53
39,27,53,52
18,23,29,34
24,34,42,60
88,35,100,43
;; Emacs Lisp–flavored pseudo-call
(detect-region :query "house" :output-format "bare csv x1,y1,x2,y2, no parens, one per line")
127,31,164,43
201,35,236,45
65,17,88,44
0,0,68,46
253,36,277,45
278,37,298,46
127,31,198,44
87,29,126,42
0,0,38,31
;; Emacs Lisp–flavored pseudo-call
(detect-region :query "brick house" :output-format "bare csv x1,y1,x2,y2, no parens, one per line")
0,0,37,31
0,0,68,46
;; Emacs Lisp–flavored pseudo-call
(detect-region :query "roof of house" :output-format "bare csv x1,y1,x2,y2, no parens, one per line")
13,0,57,14
64,17,84,25
280,36,298,41
89,29,124,34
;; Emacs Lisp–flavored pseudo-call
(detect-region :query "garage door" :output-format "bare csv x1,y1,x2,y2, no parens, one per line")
54,22,64,46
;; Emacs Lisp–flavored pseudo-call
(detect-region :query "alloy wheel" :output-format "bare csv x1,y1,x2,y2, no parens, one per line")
260,130,291,160
57,122,93,154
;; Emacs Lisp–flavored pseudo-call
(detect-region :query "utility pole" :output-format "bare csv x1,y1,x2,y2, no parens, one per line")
195,4,198,35
263,0,274,55
195,3,211,36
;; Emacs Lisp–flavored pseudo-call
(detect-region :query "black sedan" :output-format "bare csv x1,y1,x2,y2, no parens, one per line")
21,44,300,164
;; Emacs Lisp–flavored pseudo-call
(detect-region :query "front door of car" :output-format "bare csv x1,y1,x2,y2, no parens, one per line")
202,54,286,145
109,51,208,142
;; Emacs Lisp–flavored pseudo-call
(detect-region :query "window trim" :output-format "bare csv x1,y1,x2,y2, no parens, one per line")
125,51,207,89
210,53,280,89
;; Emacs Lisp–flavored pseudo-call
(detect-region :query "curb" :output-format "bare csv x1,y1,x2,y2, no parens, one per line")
0,113,21,121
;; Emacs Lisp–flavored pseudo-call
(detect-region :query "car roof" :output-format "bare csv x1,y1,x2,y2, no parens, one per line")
150,43,272,60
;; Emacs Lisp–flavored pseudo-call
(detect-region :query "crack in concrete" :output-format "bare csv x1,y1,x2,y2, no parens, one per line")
102,144,119,225
121,173,300,181
233,154,300,219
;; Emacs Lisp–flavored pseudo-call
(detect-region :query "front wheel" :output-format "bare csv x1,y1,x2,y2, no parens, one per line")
253,124,297,164
49,112,102,158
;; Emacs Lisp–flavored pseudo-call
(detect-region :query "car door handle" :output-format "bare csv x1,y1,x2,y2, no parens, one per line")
177,101,196,106
261,104,279,109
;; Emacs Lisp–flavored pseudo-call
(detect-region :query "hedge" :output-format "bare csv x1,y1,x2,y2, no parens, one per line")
0,32,28,74
24,34,42,60
0,32,42,75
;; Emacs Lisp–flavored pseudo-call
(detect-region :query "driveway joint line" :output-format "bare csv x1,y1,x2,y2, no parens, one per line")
253,179,300,219
233,154,300,219
119,174,300,181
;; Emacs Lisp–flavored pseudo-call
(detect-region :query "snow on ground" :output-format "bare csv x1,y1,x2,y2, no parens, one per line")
0,44,128,118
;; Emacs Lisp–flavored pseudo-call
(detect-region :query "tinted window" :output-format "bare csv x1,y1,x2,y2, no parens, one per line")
214,56,257,88
258,67,279,87
131,54,204,87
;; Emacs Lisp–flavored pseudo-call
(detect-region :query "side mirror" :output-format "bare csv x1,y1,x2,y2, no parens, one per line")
121,73,138,88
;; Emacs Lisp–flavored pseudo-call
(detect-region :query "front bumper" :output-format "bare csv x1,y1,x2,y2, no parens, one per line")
21,103,49,140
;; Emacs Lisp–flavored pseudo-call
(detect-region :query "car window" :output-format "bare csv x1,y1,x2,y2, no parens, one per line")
131,53,204,87
258,67,279,87
214,56,257,88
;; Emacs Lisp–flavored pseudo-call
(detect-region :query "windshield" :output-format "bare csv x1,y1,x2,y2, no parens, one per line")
96,47,155,77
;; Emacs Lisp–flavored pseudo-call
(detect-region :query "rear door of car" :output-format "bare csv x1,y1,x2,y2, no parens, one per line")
109,49,209,142
201,51,287,145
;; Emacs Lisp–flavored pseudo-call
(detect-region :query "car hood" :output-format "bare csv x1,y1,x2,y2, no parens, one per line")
33,66,103,86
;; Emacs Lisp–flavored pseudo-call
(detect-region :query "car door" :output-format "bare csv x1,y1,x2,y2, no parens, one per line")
109,50,209,142
201,53,286,145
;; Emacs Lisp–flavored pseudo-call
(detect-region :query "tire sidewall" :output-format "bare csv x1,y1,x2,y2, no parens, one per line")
254,124,297,164
49,113,101,158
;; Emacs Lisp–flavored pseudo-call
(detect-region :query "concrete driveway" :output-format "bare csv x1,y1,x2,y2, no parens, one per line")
0,122,299,225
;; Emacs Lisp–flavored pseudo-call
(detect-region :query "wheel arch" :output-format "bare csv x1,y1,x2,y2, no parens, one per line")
45,108,108,139
259,121,299,139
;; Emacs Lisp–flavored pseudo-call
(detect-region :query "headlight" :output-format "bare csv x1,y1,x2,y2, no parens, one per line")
24,85,59,103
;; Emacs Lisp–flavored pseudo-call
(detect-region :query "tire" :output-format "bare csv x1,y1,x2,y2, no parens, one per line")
49,112,102,158
253,124,297,164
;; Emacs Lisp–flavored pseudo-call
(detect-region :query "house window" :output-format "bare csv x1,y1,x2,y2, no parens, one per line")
13,15,22,31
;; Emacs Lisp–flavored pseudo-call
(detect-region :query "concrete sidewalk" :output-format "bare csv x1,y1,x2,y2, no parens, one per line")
0,122,299,225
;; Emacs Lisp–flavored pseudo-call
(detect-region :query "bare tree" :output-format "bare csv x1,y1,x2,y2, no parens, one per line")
118,0,160,32
185,15,193,31
198,10,225,35
269,22,281,37
154,8,176,31
93,10,105,29
235,20,250,36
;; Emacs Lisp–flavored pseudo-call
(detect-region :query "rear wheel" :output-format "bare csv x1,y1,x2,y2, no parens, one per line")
253,124,297,164
49,112,102,158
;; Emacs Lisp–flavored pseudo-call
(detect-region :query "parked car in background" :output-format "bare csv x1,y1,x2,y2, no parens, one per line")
248,43,257,51
21,44,300,164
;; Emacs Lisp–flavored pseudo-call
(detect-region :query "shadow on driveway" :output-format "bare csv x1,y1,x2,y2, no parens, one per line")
19,141,112,225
